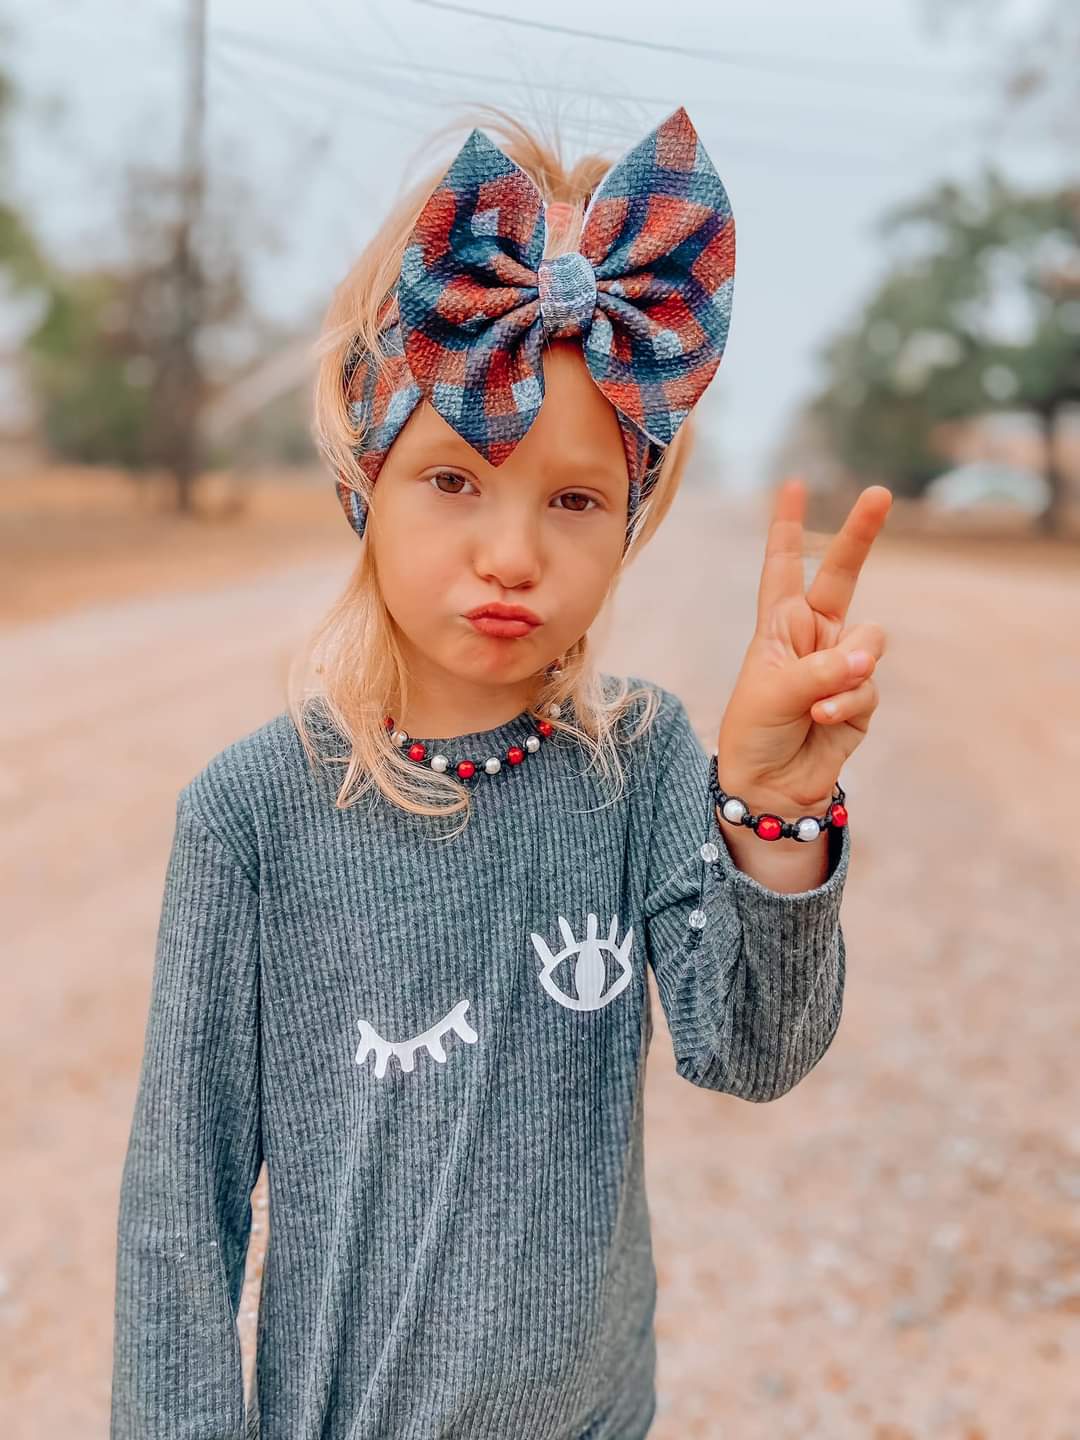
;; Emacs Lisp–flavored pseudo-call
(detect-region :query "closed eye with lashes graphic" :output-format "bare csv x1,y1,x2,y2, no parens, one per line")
530,912,635,1012
355,998,478,1079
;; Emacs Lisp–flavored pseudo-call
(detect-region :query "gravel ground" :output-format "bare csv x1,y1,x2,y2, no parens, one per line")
1,490,1077,1439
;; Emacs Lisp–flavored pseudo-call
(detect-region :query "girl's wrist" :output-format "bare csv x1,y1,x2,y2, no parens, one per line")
715,805,827,857
711,754,845,850
713,802,834,889
714,771,835,829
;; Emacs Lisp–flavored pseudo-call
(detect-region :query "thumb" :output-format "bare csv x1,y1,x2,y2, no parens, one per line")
788,634,879,714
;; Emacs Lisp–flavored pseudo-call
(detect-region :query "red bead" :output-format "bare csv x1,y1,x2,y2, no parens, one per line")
537,720,554,738
456,760,476,779
407,743,426,762
385,716,394,730
830,803,848,828
755,814,783,841
507,746,525,766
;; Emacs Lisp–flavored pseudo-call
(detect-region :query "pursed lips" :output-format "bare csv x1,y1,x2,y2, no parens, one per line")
465,605,542,639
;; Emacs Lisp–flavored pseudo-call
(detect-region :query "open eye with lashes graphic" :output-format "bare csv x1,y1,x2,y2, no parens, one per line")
354,999,478,1079
529,912,635,1012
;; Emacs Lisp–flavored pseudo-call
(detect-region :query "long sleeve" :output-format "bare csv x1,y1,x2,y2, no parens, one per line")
111,792,262,1439
642,691,850,1102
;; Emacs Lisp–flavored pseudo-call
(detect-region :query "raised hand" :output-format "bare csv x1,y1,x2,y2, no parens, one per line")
716,475,892,820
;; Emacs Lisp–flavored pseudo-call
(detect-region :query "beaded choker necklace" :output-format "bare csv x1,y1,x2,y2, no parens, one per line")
384,702,563,783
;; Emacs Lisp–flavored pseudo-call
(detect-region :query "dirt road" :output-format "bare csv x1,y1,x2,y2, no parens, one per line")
2,492,1077,1438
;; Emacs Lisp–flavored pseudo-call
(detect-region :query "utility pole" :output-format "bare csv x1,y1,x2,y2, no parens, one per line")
166,0,207,512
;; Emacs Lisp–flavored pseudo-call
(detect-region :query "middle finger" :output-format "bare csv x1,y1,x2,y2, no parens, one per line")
805,486,893,624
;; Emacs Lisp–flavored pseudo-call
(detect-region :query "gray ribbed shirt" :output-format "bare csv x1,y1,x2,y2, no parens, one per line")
110,675,850,1439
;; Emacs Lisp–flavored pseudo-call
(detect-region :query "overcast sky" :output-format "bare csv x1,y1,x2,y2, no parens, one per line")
6,0,1066,488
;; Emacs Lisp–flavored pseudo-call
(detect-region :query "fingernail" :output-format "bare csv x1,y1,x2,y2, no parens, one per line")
848,650,871,672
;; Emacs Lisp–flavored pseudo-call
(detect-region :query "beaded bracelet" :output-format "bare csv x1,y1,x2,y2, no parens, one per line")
707,751,848,843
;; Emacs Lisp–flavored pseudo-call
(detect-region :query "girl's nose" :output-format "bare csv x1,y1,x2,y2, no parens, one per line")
471,509,543,589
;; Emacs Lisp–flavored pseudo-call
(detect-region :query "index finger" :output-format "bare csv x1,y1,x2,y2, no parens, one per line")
805,485,893,623
756,475,809,621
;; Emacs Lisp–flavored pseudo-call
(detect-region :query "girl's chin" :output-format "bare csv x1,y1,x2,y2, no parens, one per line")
448,638,552,682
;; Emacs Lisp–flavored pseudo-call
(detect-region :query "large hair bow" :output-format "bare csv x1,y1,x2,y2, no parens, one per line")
339,105,735,544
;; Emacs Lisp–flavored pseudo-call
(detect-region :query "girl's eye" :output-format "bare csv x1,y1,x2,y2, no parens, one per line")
554,492,598,513
427,473,598,512
429,471,475,496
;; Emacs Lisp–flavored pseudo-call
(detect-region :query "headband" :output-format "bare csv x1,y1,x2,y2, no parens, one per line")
337,105,736,548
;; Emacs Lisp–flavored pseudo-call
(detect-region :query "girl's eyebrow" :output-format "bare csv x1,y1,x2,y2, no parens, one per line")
558,454,610,473
555,458,628,491
421,434,478,461
409,446,481,473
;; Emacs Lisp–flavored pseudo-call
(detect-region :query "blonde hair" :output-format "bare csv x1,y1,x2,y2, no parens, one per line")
291,105,695,836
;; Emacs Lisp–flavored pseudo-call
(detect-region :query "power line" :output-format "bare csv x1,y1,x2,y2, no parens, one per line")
408,0,992,96
209,46,439,225
210,24,661,111
211,21,979,124
211,38,649,200
210,27,902,162
211,43,428,141
213,28,633,157
212,30,966,177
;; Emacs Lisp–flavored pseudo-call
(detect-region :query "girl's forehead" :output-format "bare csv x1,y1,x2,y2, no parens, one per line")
525,345,625,454
389,342,628,486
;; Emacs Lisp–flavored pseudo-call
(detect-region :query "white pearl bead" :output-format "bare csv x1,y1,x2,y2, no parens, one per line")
484,757,501,775
721,798,746,824
548,702,562,718
699,842,720,863
796,817,822,842
525,735,541,753
430,755,449,773
392,730,409,747
688,908,707,930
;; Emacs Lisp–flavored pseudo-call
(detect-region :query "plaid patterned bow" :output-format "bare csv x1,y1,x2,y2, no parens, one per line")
339,106,735,545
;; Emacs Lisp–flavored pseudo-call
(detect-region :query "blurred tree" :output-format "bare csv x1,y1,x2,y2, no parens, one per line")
21,158,263,490
808,172,1080,532
20,266,152,466
0,71,48,293
6,9,309,497
1,45,52,439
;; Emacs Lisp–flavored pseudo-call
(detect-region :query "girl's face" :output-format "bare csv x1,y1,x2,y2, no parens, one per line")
367,340,630,699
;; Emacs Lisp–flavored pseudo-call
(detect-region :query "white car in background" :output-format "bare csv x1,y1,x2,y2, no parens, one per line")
924,461,1052,516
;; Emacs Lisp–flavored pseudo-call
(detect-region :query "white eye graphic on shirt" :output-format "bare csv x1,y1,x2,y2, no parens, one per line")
354,998,478,1079
529,912,634,1012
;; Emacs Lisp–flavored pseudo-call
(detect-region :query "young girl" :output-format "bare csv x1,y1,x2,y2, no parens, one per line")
110,105,889,1439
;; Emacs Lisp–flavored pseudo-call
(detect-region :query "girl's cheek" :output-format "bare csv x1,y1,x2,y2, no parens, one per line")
557,523,623,578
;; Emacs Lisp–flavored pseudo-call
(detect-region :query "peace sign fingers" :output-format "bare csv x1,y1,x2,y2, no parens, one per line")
805,483,893,625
